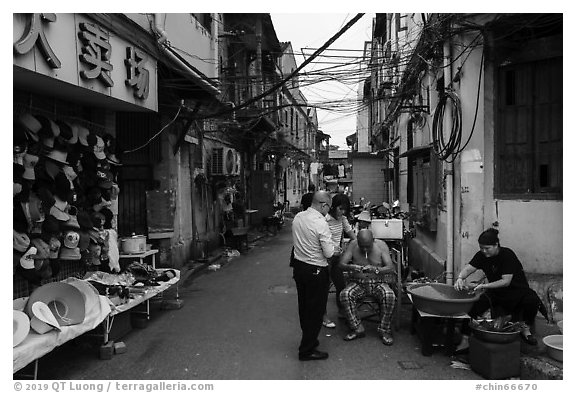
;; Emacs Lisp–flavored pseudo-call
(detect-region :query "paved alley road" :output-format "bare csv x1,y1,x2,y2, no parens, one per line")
30,220,480,381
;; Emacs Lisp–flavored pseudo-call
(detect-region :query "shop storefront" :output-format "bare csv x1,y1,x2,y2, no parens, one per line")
13,13,163,376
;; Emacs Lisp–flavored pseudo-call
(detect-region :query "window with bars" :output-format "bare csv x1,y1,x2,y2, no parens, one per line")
495,57,562,199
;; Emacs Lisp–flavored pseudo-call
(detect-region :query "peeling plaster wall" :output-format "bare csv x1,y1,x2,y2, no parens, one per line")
409,31,562,280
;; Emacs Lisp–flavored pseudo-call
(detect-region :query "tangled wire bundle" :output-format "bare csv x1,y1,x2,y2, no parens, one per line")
432,90,463,162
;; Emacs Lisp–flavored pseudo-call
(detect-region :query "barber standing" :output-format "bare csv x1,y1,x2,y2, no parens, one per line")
291,191,335,361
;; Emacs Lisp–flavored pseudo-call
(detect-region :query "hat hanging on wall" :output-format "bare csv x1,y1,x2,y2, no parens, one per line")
41,214,61,237
77,211,94,230
62,206,80,230
76,125,90,147
27,191,46,224
63,231,80,249
48,237,61,259
49,205,70,222
13,230,30,253
59,247,81,260
62,164,78,183
14,121,29,156
18,113,41,142
77,230,90,252
96,170,114,189
93,136,106,159
13,310,30,347
31,238,51,261
36,116,60,149
55,120,78,145
22,153,39,181
43,148,70,167
19,246,38,270
26,282,86,326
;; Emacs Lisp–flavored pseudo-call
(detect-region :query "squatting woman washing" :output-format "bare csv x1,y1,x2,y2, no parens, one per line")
454,228,541,345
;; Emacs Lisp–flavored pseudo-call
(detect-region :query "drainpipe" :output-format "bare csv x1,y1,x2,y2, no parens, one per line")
152,13,220,97
443,35,455,285
255,16,264,103
212,13,219,81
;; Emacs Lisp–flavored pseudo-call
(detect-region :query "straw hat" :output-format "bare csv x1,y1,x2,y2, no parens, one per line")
43,148,70,166
13,310,30,347
19,113,41,142
64,278,101,315
26,282,86,326
29,301,61,334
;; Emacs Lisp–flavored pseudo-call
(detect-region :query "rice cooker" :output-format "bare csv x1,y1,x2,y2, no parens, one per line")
120,234,146,254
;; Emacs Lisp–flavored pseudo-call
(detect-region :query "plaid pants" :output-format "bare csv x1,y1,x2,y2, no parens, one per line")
339,279,396,336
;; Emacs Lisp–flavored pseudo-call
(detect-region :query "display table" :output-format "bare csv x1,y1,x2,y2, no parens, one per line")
119,249,159,269
13,269,180,378
408,294,470,356
101,269,180,344
13,292,111,376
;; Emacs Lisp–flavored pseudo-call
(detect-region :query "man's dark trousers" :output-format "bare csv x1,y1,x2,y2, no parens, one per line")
292,259,330,356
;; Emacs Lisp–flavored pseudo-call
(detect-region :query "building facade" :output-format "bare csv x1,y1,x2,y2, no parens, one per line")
358,13,562,301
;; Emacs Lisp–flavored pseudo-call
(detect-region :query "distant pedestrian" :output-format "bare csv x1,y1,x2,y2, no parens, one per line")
291,191,335,361
300,184,316,211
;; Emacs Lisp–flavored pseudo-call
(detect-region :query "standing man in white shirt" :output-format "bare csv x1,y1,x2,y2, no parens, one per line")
291,191,336,361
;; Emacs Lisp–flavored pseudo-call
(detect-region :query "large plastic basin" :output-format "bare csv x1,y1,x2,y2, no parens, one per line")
543,335,563,362
407,282,481,316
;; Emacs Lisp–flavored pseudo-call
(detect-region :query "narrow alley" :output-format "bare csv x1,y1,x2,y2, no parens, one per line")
29,221,481,380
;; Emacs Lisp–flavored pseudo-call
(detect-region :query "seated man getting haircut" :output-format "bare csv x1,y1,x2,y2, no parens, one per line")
338,229,396,345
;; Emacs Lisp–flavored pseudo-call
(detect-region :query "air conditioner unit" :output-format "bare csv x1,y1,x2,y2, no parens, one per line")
211,147,240,176
233,150,242,175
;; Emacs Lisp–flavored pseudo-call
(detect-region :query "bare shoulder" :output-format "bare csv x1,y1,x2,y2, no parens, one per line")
374,239,390,252
348,239,359,248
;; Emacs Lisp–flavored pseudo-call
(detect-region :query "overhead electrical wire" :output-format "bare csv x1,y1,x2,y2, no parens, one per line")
131,13,552,154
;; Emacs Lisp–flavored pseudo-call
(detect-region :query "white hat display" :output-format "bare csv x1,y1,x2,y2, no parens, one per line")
29,302,61,334
13,310,30,347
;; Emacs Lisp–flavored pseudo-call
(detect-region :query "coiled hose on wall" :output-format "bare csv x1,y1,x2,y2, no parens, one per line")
432,89,463,162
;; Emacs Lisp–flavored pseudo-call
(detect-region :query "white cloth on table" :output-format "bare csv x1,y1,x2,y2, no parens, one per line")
13,285,111,373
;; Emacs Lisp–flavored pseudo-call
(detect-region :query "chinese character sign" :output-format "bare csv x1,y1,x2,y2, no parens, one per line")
125,47,150,100
78,22,114,87
14,13,61,68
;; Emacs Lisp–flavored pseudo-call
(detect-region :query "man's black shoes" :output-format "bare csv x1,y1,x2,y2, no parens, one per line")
299,350,329,361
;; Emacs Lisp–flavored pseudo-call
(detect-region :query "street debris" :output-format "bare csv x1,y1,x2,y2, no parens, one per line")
450,360,471,370
223,249,241,258
207,264,221,271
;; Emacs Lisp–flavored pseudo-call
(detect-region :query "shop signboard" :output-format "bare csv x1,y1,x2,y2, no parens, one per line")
13,13,157,112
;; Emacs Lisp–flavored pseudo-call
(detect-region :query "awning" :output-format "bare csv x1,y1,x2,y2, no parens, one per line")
398,144,432,158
